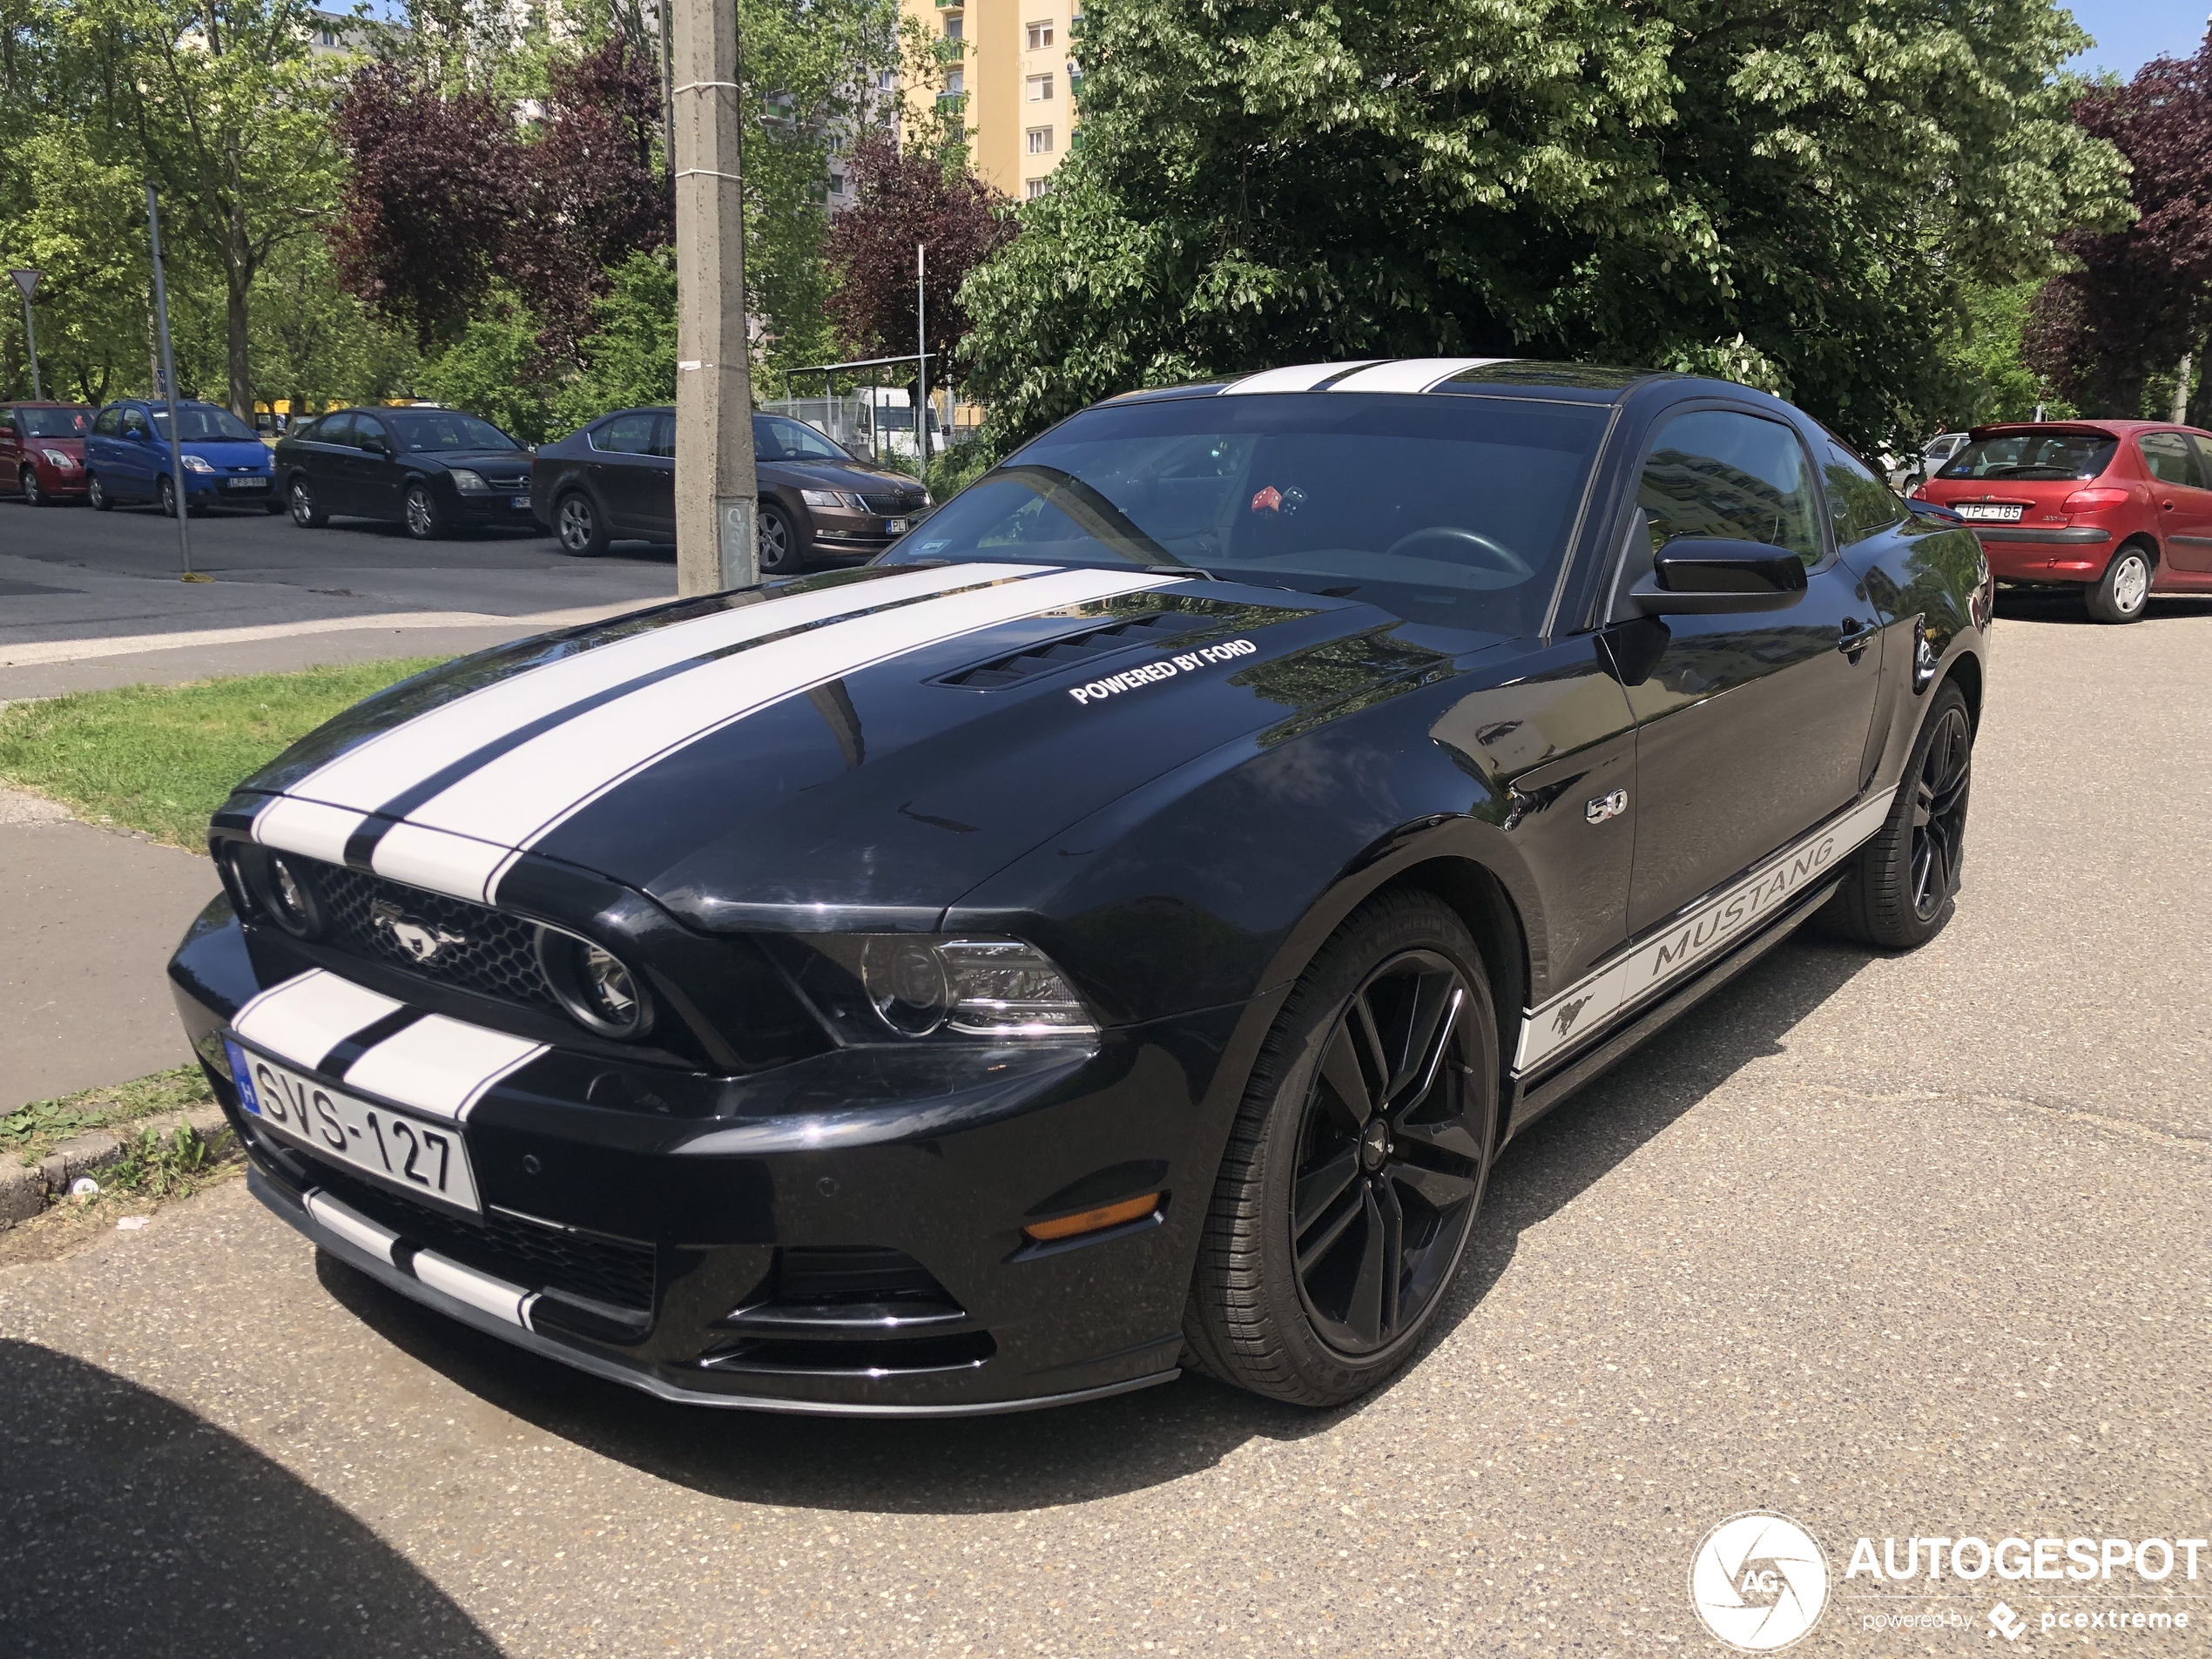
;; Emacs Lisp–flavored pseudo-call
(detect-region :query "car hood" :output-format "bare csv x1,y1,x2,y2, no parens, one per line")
411,449,531,472
229,563,1454,928
771,460,927,496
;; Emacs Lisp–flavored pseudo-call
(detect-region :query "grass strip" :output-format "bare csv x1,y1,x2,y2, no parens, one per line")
0,658,449,850
3,1067,215,1166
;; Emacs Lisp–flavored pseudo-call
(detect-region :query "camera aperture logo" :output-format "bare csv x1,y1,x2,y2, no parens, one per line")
1689,1512,1831,1651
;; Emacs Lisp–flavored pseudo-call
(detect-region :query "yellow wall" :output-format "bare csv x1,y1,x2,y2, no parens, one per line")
904,0,1078,199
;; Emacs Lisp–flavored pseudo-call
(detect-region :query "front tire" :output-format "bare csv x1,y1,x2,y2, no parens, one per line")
87,472,111,511
1185,891,1498,1407
1817,681,1973,949
158,475,183,517
22,469,44,507
402,482,445,540
556,491,609,556
2086,543,2153,623
758,502,803,575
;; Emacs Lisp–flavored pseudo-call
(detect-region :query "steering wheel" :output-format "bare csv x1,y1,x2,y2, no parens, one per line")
1382,525,1534,577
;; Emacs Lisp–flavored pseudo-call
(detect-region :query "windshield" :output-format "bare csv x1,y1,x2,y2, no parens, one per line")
884,393,1607,632
1939,432,2116,482
18,408,90,438
753,415,853,462
385,410,520,452
152,405,257,442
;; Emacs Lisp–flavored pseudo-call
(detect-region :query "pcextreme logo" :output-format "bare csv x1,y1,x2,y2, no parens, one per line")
1689,1512,1831,1651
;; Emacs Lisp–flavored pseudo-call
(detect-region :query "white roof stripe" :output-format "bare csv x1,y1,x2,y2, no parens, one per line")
1220,361,1380,395
1325,358,1514,394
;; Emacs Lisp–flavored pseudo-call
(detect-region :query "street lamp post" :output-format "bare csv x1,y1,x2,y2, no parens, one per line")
915,243,927,482
145,186,195,578
7,269,40,401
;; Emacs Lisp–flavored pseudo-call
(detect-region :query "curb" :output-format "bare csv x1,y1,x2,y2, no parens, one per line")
0,1104,237,1227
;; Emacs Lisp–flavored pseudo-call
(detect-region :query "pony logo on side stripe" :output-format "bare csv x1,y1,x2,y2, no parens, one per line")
250,563,1180,905
1514,788,1897,1076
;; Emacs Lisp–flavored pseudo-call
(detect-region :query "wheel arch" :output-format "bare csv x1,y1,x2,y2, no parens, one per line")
1370,856,1528,1121
1941,649,1983,736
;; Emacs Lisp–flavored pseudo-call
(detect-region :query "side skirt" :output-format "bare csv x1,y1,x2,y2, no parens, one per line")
1502,878,1841,1143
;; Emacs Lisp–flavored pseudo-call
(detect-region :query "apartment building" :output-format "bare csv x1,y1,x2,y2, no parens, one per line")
904,0,1080,199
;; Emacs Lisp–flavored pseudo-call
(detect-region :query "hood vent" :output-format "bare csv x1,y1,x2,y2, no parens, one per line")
934,609,1208,690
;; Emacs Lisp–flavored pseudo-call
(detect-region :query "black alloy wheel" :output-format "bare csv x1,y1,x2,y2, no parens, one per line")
556,492,608,556
289,476,327,528
158,474,179,517
86,472,111,511
21,467,44,506
1816,680,1973,950
758,502,801,574
403,482,444,540
1186,891,1498,1407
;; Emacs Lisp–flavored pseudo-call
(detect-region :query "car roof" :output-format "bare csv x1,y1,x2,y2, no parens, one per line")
1102,357,1677,408
3,400,91,409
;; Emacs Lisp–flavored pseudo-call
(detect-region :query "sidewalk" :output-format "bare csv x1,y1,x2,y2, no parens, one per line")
0,790,215,1108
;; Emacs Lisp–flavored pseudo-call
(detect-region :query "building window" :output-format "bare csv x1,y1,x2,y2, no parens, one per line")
1026,125,1053,154
1026,19,1053,48
829,172,846,195
1025,178,1051,199
944,13,961,37
1025,72,1053,100
945,68,965,95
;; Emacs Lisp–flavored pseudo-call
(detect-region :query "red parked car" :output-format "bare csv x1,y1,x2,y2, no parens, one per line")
0,401,94,506
1914,420,2212,622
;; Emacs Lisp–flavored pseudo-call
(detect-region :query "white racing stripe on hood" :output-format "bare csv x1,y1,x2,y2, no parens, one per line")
274,562,1050,819
374,565,1177,903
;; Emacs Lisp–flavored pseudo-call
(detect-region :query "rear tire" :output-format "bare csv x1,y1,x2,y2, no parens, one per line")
556,491,609,556
2086,543,2153,623
87,472,111,511
288,476,327,528
1184,890,1498,1407
1816,681,1973,950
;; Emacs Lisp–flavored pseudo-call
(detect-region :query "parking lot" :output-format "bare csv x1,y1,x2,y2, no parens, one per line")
0,593,2204,1656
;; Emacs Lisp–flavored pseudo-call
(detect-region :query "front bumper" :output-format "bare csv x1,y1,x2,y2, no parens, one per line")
170,900,1232,1414
454,489,538,527
185,474,274,504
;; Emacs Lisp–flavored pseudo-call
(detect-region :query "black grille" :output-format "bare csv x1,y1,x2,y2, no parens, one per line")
858,490,925,515
313,1160,658,1312
307,860,561,1013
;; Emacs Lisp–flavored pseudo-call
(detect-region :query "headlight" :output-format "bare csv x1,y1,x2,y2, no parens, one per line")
776,934,1096,1041
448,469,489,491
181,454,214,473
232,846,324,940
536,928,653,1039
40,449,75,469
800,489,860,509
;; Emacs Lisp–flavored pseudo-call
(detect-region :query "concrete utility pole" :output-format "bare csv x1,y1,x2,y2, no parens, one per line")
915,243,927,482
670,0,757,596
2171,350,2194,425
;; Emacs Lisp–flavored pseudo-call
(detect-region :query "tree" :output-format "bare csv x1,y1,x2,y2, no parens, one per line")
825,136,1010,391
2027,38,2212,421
66,0,345,417
553,247,678,430
961,0,2130,454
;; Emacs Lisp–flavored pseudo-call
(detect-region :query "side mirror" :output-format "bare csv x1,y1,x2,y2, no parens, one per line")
1631,538,1808,615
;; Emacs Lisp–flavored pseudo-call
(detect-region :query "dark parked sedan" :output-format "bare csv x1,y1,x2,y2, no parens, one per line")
276,407,538,538
531,408,930,569
170,359,1990,1416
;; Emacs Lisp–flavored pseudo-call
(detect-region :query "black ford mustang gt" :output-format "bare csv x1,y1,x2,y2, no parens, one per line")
169,360,1991,1416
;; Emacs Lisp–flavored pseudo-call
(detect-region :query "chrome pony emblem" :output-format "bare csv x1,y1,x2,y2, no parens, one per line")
369,899,466,963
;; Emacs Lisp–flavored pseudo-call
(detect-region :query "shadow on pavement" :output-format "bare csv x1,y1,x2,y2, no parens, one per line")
314,928,1879,1518
1995,588,2212,626
0,1338,499,1656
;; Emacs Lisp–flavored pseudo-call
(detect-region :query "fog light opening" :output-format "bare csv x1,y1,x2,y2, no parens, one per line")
1022,1192,1161,1244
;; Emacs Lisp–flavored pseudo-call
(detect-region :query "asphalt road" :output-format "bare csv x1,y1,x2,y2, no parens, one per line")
0,600,2207,1657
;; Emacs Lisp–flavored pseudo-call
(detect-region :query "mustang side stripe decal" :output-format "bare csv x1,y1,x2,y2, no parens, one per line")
1514,787,1898,1075
269,562,1050,821
231,970,405,1072
340,1015,546,1122
375,565,1178,904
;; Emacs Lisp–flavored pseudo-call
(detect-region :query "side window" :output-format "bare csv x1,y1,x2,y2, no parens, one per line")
2188,435,2212,487
93,407,121,436
121,408,150,439
1821,440,1907,547
649,413,675,458
2138,431,2202,487
321,413,357,448
353,415,389,451
0,412,15,436
1636,409,1824,569
597,411,657,454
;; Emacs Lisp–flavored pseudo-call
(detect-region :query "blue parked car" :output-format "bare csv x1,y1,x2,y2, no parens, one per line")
84,399,280,516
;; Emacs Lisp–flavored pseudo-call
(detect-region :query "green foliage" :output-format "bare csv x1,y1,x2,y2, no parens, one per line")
415,290,553,441
0,658,450,850
553,249,678,433
101,1123,226,1198
1936,280,2075,428
1,1069,213,1163
961,0,2133,455
925,434,994,500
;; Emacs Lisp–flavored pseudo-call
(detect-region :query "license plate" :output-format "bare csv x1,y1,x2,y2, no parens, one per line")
886,517,908,533
226,1039,481,1214
1955,502,2023,523
226,476,269,489
511,494,530,509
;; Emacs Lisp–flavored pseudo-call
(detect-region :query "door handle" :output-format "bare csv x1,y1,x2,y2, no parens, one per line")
1838,619,1879,658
